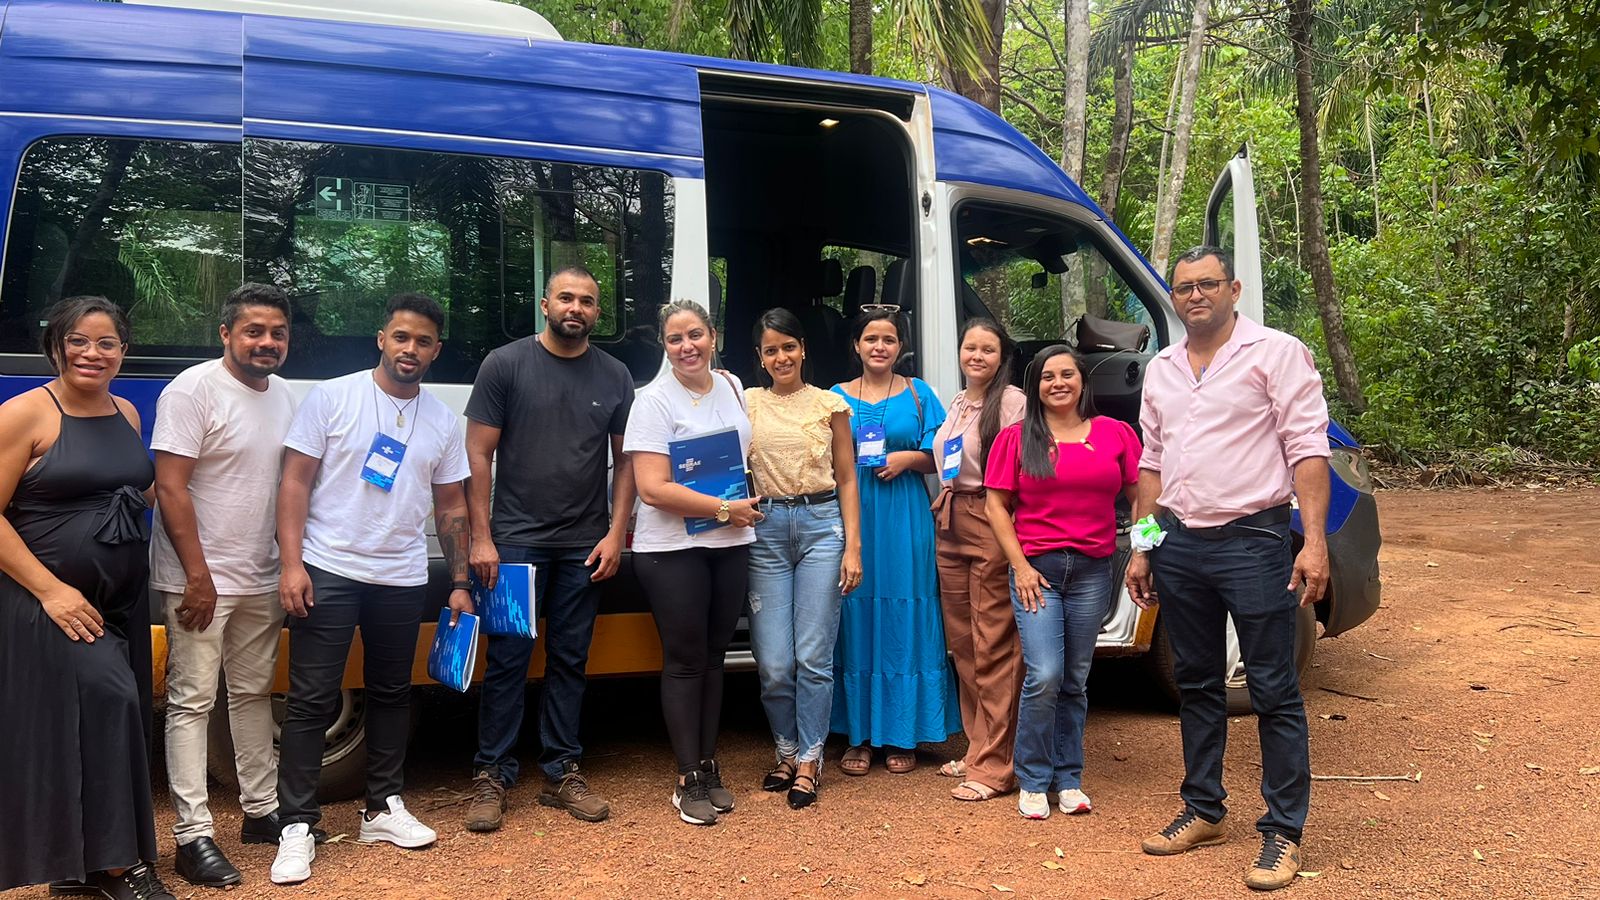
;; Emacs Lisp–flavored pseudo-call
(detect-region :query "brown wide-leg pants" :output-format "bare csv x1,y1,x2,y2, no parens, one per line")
934,490,1022,792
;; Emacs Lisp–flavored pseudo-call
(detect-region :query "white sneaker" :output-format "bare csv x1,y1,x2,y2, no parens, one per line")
270,823,315,885
1018,790,1051,820
1057,788,1093,815
359,796,437,849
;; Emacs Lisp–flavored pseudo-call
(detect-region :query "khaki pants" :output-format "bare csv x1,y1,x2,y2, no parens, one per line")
160,589,283,845
934,491,1022,792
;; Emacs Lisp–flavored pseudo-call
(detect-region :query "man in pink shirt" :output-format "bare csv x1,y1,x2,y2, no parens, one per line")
1125,246,1331,892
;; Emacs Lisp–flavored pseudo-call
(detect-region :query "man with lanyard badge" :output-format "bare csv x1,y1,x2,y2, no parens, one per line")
1126,247,1331,892
460,265,635,829
270,293,473,885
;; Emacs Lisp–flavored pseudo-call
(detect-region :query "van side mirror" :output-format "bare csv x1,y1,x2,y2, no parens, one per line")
1031,271,1048,290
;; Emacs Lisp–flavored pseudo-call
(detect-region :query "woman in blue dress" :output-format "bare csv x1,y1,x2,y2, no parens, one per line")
830,308,960,775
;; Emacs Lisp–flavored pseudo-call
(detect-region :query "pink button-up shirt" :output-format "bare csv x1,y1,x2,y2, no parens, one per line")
1138,314,1330,527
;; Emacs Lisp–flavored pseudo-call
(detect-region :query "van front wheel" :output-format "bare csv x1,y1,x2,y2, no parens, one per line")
1149,605,1318,717
206,688,369,802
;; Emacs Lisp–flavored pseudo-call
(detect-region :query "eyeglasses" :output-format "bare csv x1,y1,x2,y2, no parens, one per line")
1171,279,1229,299
859,303,901,314
65,333,126,354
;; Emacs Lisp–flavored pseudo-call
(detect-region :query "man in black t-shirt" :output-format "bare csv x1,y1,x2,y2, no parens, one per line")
462,266,636,828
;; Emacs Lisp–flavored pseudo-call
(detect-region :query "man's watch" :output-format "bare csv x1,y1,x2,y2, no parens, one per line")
715,500,732,524
451,580,471,592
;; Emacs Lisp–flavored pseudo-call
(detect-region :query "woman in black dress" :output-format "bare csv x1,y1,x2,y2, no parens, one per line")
0,296,175,900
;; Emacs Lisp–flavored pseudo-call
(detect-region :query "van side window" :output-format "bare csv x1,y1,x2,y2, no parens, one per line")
243,139,674,383
0,138,242,364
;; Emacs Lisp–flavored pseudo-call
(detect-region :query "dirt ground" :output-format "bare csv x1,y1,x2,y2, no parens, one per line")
12,486,1599,900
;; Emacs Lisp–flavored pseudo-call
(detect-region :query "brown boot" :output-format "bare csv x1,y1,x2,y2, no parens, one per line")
1243,833,1301,891
538,762,611,822
464,770,508,833
1141,808,1228,856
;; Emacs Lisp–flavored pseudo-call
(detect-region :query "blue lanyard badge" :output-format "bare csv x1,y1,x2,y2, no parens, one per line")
940,434,964,482
855,424,887,468
361,431,408,492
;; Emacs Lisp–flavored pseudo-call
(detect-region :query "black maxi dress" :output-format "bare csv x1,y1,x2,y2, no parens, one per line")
0,388,157,890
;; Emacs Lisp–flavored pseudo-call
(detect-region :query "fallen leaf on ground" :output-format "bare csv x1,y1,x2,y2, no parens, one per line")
1297,871,1321,879
1578,766,1600,776
901,872,926,886
1041,861,1065,870
1373,790,1392,801
993,885,1015,893
1525,763,1544,771
1425,562,1440,568
1339,859,1355,870
1473,850,1485,862
1054,847,1064,858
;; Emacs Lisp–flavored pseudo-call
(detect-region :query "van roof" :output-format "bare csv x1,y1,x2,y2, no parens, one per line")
120,0,564,40
0,0,1099,214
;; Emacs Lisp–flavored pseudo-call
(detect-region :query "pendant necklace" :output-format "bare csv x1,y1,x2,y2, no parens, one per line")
677,372,713,406
375,381,418,428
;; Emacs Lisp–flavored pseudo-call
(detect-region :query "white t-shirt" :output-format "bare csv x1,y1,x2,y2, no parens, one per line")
149,359,297,595
623,372,755,553
283,369,470,587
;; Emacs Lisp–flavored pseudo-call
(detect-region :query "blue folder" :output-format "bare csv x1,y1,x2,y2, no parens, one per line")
470,563,538,638
668,426,750,535
427,609,479,693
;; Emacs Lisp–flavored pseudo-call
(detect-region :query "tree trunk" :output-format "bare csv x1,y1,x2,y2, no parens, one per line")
1364,101,1381,237
1291,0,1366,413
1058,0,1091,324
1149,0,1209,280
1086,42,1134,320
849,0,872,75
942,0,1005,112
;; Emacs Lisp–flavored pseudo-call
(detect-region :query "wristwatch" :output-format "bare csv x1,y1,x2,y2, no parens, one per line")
715,500,732,523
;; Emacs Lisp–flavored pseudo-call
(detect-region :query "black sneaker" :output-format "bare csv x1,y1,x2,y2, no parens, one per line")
174,837,242,888
672,771,719,826
89,863,175,900
47,881,98,897
699,759,735,814
241,811,328,845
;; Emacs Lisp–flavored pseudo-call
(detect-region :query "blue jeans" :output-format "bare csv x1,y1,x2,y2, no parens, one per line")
747,499,846,763
1011,550,1110,793
1152,518,1309,842
474,545,598,785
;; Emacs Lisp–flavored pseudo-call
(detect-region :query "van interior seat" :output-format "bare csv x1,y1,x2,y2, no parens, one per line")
797,259,849,387
844,264,875,318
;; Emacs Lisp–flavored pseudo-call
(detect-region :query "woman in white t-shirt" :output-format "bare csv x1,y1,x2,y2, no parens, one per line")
623,299,762,827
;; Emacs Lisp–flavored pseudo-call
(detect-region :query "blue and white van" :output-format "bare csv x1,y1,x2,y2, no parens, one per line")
0,0,1380,793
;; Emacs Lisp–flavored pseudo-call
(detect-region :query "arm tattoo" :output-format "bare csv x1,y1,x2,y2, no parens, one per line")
438,513,470,584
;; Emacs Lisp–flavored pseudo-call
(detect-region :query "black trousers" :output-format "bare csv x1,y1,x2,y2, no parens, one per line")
634,545,750,774
1151,519,1311,843
277,565,424,825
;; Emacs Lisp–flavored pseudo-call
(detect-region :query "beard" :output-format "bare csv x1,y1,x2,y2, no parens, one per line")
383,354,425,384
550,315,594,340
230,346,283,378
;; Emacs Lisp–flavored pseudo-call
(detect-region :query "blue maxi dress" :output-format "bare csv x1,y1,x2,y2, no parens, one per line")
829,379,962,748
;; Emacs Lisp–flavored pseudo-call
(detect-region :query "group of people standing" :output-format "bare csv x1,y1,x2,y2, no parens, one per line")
0,243,1334,897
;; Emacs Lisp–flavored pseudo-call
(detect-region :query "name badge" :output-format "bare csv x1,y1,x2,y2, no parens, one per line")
361,431,408,492
855,424,887,468
941,435,964,482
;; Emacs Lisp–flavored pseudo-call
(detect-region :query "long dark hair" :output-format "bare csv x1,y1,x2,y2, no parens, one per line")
847,307,906,376
40,295,129,374
1019,344,1098,479
960,317,1016,468
751,307,808,388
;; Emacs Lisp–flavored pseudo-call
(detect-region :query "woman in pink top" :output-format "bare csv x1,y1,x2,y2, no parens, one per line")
984,345,1141,821
930,318,1026,802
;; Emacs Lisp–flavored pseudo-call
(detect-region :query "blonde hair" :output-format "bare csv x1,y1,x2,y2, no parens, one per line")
657,298,712,336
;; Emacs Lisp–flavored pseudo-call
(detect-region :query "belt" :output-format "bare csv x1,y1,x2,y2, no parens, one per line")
1164,503,1291,542
762,490,837,507
930,487,984,531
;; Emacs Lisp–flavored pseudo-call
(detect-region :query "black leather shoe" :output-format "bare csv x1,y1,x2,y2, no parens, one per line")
46,881,98,896
241,812,328,845
89,863,177,900
174,837,242,888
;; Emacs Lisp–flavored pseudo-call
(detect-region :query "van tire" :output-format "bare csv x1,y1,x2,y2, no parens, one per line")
1148,604,1318,717
206,688,370,802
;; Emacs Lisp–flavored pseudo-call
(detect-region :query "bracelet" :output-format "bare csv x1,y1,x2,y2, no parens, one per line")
451,580,472,592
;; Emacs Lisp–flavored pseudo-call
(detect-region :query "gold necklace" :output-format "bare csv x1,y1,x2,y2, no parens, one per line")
675,371,714,406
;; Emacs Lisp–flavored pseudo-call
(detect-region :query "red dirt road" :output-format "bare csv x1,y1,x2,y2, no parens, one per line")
10,487,1599,899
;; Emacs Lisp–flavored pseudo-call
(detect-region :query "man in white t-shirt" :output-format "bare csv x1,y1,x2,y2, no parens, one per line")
151,283,298,888
269,293,473,886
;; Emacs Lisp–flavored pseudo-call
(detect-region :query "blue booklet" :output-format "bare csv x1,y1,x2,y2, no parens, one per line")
427,609,479,693
470,563,538,638
668,426,750,535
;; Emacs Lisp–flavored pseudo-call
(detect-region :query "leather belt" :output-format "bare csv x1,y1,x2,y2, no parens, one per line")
1164,503,1292,541
762,490,837,507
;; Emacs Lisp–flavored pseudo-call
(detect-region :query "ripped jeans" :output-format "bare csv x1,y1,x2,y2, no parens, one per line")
747,498,846,763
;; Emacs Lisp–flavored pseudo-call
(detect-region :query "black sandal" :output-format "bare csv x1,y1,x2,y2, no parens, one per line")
762,759,798,792
787,773,819,810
